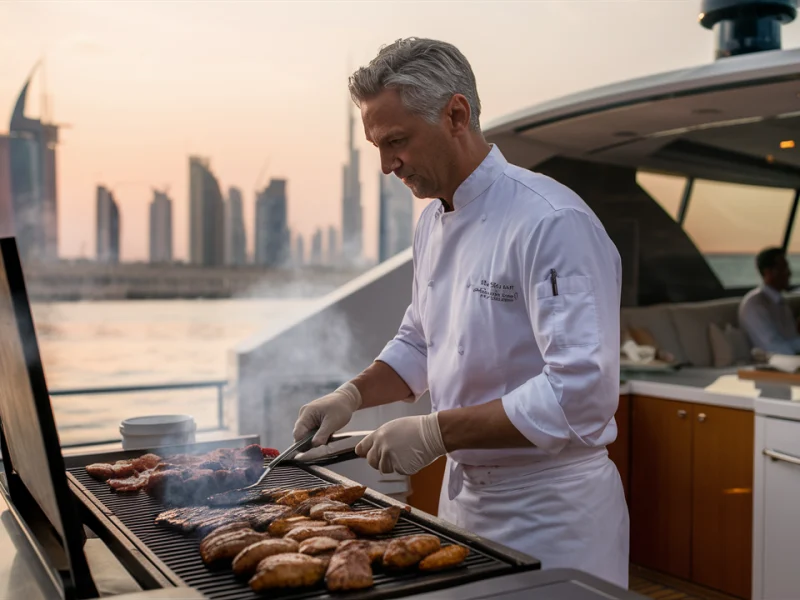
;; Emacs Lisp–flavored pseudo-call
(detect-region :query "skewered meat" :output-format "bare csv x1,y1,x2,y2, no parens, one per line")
383,534,441,569
308,501,351,520
337,539,389,566
325,546,373,592
419,545,470,571
232,539,300,576
249,553,326,591
85,463,115,480
298,536,340,556
323,506,404,536
200,529,269,564
155,504,289,534
284,525,356,543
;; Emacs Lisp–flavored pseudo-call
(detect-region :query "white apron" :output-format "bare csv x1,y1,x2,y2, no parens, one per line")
437,447,629,589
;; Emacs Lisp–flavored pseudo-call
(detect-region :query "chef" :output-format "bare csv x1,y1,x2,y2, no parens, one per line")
293,37,629,587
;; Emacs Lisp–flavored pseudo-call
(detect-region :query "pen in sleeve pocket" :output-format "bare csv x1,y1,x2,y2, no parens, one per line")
550,269,558,296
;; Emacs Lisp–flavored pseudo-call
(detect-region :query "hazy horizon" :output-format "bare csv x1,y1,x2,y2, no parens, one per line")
3,1,800,263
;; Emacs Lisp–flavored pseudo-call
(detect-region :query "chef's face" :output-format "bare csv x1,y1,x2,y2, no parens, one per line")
361,88,455,200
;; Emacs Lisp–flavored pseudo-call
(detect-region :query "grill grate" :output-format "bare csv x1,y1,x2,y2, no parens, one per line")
69,463,523,600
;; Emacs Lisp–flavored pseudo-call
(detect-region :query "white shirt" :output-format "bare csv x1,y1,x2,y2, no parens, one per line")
375,145,622,467
738,285,800,355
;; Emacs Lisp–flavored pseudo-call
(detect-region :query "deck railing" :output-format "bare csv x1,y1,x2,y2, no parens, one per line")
50,380,228,449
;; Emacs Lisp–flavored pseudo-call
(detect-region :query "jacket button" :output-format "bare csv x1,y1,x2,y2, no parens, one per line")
427,340,434,348
458,345,464,354
428,280,433,287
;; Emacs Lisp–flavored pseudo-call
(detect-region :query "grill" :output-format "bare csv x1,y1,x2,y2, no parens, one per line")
66,446,539,600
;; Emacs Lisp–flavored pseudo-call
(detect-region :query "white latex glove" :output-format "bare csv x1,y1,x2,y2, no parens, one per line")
355,413,446,475
293,382,362,447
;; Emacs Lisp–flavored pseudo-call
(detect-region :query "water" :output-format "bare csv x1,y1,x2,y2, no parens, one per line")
31,298,318,446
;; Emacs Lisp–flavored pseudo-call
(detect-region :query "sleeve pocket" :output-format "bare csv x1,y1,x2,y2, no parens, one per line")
533,275,600,349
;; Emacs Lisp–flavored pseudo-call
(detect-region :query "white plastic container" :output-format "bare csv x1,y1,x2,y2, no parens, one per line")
120,415,196,451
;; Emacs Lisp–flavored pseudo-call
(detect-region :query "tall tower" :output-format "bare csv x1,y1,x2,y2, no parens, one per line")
378,172,414,262
189,156,225,267
149,188,173,263
96,185,120,264
341,102,363,265
226,186,247,265
8,63,60,263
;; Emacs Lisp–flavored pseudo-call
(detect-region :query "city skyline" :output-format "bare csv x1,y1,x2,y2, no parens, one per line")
4,3,800,261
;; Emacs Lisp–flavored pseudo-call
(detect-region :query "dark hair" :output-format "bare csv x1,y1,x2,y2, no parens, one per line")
756,247,786,275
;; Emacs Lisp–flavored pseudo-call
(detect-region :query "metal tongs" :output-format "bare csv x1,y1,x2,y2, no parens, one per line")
208,429,370,506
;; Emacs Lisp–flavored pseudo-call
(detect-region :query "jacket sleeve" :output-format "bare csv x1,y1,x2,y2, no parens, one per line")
740,297,800,355
501,208,622,454
375,223,429,400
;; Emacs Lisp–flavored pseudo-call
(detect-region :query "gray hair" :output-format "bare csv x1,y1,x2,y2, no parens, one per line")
348,38,482,131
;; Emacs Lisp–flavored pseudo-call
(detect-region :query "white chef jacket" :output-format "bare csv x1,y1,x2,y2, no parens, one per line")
375,144,622,468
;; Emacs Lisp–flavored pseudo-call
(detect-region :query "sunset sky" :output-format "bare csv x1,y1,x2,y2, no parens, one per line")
3,1,800,262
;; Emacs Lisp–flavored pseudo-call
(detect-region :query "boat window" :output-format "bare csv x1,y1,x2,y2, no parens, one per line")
683,179,796,289
636,171,686,221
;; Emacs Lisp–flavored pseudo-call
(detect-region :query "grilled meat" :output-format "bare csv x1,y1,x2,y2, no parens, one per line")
268,516,315,537
298,536,340,556
316,552,335,570
326,546,373,592
288,497,333,517
232,539,300,577
383,534,441,569
249,553,326,591
323,485,366,505
285,525,356,543
206,486,288,507
155,504,289,534
108,474,150,492
130,453,162,472
308,501,351,520
323,506,404,536
418,545,470,571
85,445,267,506
199,522,252,554
200,529,270,564
337,539,389,566
85,463,115,480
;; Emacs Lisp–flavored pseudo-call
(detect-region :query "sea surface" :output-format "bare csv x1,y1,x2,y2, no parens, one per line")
31,298,319,446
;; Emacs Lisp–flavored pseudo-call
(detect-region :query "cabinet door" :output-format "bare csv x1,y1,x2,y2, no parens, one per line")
408,456,446,516
630,396,693,579
761,416,800,600
607,394,630,502
691,405,753,599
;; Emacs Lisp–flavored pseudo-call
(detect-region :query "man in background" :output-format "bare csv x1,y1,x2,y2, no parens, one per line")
739,247,800,355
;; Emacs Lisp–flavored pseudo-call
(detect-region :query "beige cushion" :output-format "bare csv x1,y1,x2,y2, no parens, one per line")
709,322,752,368
670,298,741,367
620,305,686,364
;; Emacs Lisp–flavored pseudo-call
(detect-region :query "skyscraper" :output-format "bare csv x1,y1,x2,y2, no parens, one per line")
9,66,60,263
341,103,363,264
327,225,338,266
378,172,414,262
295,233,305,267
310,228,323,266
149,189,172,263
189,156,225,267
0,135,13,235
255,178,290,267
226,186,247,266
96,185,120,264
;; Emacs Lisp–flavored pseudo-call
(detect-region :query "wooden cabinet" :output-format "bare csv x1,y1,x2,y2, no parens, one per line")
630,396,693,579
691,405,753,599
408,456,446,516
608,393,631,502
630,395,753,599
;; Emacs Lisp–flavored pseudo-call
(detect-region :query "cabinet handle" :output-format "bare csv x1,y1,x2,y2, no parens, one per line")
697,413,707,422
764,449,800,467
677,409,687,418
